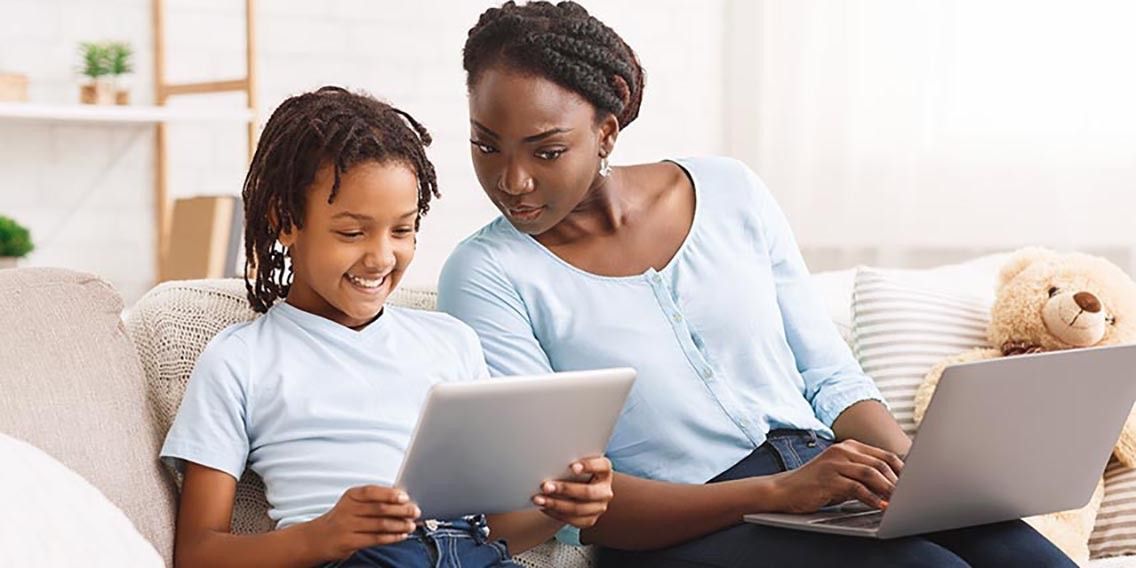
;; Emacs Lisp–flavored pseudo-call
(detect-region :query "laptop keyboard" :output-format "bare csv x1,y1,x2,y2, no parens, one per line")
812,510,885,529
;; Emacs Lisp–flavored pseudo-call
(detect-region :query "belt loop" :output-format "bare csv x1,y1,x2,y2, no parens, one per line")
470,514,490,544
806,430,817,448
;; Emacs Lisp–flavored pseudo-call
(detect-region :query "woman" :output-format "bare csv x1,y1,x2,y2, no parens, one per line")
438,2,1073,566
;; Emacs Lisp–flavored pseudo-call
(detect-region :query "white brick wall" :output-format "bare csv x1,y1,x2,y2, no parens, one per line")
0,0,726,304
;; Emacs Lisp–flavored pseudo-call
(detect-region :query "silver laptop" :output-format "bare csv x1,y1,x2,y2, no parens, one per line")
395,368,635,521
744,344,1136,538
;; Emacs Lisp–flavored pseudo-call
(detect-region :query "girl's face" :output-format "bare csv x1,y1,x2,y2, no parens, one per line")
467,67,617,236
279,160,419,329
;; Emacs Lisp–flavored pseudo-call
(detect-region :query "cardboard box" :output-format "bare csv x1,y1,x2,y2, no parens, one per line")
0,73,29,102
160,195,242,281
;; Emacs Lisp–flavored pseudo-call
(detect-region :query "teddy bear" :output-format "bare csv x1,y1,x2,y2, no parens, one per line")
911,247,1136,565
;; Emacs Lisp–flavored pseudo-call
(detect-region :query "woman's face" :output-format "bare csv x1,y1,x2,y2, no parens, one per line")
467,67,617,235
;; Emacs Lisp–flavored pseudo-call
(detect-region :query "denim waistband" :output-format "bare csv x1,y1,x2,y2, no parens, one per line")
766,428,819,443
415,514,492,544
764,429,829,470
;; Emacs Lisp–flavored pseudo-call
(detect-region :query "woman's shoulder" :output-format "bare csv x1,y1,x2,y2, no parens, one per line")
655,156,769,217
441,217,531,284
670,155,762,188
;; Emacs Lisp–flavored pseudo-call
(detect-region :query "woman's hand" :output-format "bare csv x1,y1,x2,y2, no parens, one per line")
532,457,614,528
771,440,904,513
305,485,421,561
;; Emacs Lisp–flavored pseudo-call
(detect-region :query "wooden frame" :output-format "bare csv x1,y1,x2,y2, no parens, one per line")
151,0,258,280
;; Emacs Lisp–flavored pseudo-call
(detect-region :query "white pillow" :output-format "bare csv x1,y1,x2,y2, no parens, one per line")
810,253,1007,346
861,253,1008,305
851,267,993,435
0,433,163,566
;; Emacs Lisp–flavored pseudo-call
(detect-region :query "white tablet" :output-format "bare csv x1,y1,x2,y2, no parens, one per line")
393,367,636,521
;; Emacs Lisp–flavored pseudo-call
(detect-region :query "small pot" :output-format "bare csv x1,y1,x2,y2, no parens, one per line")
0,257,18,269
115,89,130,105
79,80,115,105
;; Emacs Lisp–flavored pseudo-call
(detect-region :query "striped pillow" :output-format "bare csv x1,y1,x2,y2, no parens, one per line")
850,267,993,434
1091,459,1136,558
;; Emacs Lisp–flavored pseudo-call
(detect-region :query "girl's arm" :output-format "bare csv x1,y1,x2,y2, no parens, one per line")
175,463,419,568
175,463,324,568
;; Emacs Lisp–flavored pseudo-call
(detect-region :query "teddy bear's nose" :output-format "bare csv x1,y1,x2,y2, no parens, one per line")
1074,291,1102,313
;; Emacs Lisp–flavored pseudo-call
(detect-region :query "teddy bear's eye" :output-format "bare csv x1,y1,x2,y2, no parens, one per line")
1048,286,1060,298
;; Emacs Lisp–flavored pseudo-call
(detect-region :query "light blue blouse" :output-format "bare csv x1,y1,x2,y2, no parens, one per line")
439,156,884,487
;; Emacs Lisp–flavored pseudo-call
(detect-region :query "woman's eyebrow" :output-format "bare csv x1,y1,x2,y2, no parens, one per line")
522,128,572,143
470,120,499,139
470,120,572,143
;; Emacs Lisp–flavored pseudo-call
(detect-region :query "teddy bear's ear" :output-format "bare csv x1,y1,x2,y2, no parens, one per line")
998,247,1056,287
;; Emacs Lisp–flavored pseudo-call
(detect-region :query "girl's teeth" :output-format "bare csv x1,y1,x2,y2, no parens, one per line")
348,274,385,288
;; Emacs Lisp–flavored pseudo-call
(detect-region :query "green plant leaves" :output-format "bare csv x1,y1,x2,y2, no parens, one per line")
0,215,34,258
78,41,134,79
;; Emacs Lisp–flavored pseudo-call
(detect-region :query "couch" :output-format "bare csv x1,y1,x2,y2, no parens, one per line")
2,265,1135,567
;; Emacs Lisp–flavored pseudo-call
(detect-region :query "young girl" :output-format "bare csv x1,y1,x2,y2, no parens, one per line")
160,86,614,568
439,2,1075,567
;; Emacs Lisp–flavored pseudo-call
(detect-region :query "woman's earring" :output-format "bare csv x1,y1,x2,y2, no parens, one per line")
599,156,612,178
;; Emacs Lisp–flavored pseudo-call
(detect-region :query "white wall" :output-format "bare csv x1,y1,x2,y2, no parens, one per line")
0,0,726,304
725,0,1136,273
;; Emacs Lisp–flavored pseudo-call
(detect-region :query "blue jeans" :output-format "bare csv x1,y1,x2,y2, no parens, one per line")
325,515,518,568
598,429,1076,568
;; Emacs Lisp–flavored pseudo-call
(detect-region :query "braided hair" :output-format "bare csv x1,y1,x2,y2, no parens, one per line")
242,86,439,313
463,1,645,129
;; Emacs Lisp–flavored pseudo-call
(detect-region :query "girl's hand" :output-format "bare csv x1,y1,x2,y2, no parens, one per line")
532,456,614,528
771,439,904,514
306,485,421,561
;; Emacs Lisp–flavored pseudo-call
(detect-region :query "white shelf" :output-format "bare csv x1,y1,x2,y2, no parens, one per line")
0,102,253,125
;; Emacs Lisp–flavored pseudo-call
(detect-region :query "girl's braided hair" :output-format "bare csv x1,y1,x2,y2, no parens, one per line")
242,86,438,313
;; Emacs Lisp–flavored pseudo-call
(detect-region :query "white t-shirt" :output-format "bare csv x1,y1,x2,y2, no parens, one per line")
160,301,489,529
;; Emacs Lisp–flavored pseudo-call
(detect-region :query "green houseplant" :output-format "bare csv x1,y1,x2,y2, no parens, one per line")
107,41,134,105
78,41,113,105
0,215,33,268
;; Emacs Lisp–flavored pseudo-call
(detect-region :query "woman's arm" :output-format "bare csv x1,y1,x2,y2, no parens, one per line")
581,434,902,552
832,400,912,457
489,457,615,554
579,472,785,550
175,464,419,568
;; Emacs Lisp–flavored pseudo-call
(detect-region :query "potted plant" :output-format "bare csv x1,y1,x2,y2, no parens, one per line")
78,41,113,105
107,42,134,105
0,215,33,269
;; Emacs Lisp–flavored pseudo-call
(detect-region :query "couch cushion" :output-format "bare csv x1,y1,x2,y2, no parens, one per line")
126,278,281,535
0,432,163,565
125,279,591,567
0,268,178,564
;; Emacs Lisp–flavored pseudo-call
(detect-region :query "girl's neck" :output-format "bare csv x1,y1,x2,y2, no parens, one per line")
283,286,384,332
